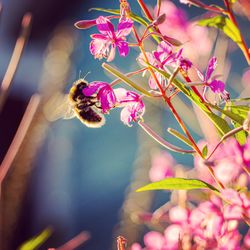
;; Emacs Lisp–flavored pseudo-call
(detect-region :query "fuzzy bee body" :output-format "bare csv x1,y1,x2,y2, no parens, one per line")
44,79,105,128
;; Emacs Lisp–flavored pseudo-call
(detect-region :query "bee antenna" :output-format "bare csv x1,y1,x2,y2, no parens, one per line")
78,70,82,79
83,71,91,80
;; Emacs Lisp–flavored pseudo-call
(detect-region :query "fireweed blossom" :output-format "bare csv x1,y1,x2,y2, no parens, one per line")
114,88,145,126
149,151,175,182
89,16,133,62
83,83,145,126
196,56,230,101
130,197,242,249
82,81,116,113
138,41,191,89
221,188,250,220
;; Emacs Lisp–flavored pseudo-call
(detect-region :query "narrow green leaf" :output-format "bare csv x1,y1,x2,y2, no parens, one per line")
198,15,243,52
232,121,247,145
102,63,153,97
167,128,193,148
136,178,219,193
202,145,208,158
207,103,245,125
19,228,52,250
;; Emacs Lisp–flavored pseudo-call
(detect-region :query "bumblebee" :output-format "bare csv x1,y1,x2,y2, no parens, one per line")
44,79,105,128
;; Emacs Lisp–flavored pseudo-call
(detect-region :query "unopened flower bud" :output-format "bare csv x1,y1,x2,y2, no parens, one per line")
152,13,166,26
74,19,96,29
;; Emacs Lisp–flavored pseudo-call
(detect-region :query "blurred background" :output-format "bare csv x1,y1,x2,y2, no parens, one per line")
0,0,249,249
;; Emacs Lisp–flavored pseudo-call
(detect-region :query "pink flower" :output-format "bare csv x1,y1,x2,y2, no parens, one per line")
138,41,190,89
196,57,230,101
144,231,166,250
114,88,145,126
221,189,250,220
194,139,245,185
149,151,175,182
82,81,116,113
90,16,133,62
155,0,212,62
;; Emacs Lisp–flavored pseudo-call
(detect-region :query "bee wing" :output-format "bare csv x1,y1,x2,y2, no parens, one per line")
43,92,75,122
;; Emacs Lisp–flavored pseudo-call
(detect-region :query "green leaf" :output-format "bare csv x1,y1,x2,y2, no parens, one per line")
90,8,160,43
202,145,208,158
207,103,245,125
198,15,243,52
102,63,153,97
232,121,247,145
136,178,219,193
19,228,52,250
167,128,193,148
146,63,231,135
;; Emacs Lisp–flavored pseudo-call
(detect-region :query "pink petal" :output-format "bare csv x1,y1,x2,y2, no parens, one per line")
117,18,133,37
89,38,110,60
82,81,106,96
96,16,115,38
107,44,116,62
91,34,109,40
144,231,165,249
205,56,217,81
117,41,129,57
148,75,158,90
169,206,188,223
209,79,225,93
164,224,182,249
130,243,142,250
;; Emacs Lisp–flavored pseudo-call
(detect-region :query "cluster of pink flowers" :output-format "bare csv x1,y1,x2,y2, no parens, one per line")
75,1,230,128
131,195,250,249
132,147,250,250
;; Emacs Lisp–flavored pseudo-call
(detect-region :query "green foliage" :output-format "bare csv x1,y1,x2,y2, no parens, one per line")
102,63,153,97
198,15,244,52
202,145,208,158
147,64,231,135
136,178,219,193
19,228,52,250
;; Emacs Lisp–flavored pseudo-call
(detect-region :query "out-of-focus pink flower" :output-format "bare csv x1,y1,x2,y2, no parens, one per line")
194,138,246,186
114,88,145,126
164,206,192,249
83,81,116,113
90,16,133,62
244,229,250,249
214,158,242,185
149,151,175,182
221,189,250,220
196,57,230,101
130,243,142,250
144,231,166,249
138,41,190,89
190,196,225,246
164,224,182,250
155,1,212,62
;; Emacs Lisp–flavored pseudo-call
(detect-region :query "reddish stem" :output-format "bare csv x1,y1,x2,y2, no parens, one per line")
132,27,202,157
137,0,154,21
